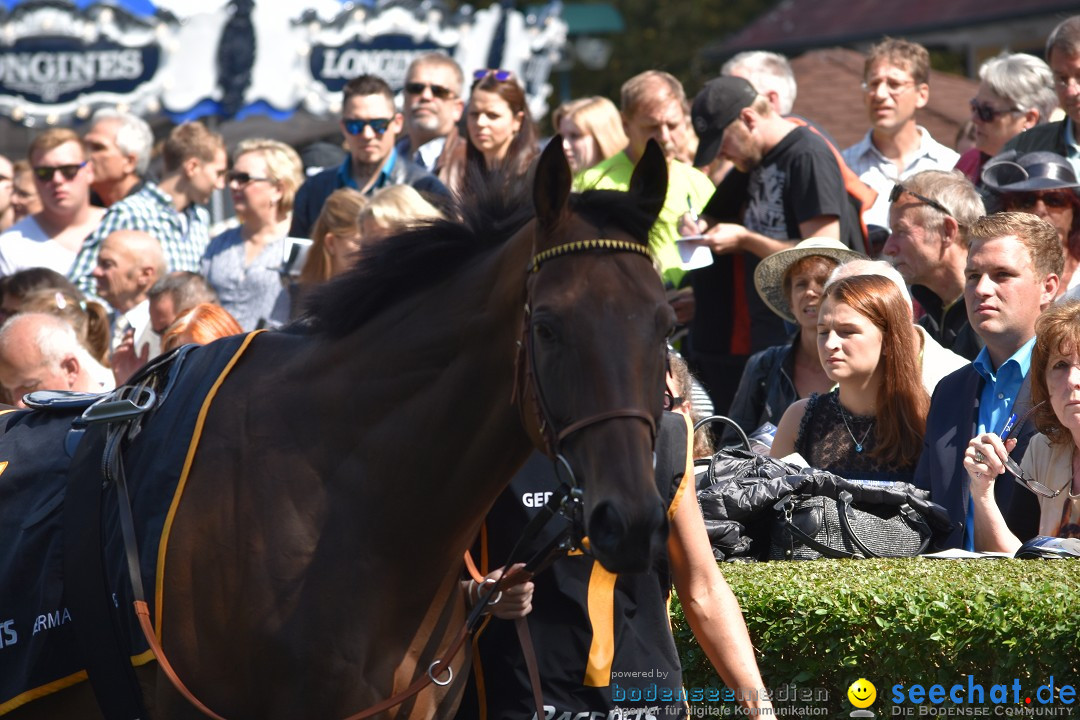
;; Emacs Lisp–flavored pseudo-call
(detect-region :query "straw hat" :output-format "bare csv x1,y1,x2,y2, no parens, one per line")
754,238,864,324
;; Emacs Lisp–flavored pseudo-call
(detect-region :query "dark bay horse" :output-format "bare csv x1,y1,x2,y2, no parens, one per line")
10,139,674,719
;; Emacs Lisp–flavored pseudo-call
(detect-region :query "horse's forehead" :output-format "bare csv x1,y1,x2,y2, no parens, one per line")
535,253,663,311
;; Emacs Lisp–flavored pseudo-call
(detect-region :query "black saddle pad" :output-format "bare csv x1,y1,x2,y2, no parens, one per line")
0,332,259,714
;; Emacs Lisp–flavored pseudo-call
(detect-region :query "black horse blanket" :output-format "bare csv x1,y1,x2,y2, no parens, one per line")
0,332,259,714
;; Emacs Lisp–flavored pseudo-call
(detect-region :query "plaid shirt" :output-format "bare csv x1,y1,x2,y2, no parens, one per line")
68,182,211,297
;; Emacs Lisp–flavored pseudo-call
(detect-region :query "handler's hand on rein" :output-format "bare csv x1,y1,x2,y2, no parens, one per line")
472,563,534,620
963,433,1017,493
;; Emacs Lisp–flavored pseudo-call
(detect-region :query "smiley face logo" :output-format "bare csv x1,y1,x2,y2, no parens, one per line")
848,678,876,708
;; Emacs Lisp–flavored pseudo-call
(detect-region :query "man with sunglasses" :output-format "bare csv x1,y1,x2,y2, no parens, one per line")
290,74,448,239
395,53,466,187
914,213,1062,550
0,129,105,277
841,38,958,233
884,171,986,360
66,121,226,302
1004,16,1080,177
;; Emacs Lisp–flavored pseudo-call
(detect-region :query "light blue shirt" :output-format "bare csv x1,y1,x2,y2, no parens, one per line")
964,336,1036,549
840,126,959,230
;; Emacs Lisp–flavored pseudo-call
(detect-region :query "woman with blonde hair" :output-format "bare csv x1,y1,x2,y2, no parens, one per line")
359,185,446,244
202,138,304,330
299,187,367,286
771,274,929,482
161,303,244,352
552,96,627,173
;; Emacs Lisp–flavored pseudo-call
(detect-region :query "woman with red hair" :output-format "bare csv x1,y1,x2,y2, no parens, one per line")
161,303,244,352
770,273,930,482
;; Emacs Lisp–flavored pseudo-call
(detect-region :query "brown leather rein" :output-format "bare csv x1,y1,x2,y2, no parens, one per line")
120,238,659,720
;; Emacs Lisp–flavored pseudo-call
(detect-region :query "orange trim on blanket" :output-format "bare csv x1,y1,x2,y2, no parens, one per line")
582,560,617,687
0,650,155,716
154,331,264,634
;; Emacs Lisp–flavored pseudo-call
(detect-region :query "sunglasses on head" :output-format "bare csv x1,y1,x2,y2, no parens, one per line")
969,99,1020,123
404,82,456,100
226,170,273,186
32,161,88,182
343,118,393,136
1005,191,1073,210
473,69,513,82
889,183,954,218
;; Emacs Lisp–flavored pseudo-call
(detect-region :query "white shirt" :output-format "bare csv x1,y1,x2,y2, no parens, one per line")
841,126,960,230
113,299,161,360
414,136,447,171
916,325,968,395
0,216,79,276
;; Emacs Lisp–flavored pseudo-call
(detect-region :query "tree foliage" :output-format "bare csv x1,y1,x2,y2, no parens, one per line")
567,0,774,101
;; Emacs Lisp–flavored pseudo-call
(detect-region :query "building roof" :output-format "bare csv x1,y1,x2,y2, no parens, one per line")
789,48,978,152
710,0,1077,57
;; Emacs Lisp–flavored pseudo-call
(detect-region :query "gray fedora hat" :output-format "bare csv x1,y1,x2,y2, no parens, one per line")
981,150,1080,193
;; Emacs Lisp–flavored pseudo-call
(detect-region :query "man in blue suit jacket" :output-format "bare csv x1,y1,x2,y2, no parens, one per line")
914,212,1063,549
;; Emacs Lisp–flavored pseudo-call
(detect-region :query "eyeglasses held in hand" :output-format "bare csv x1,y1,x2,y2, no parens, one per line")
889,183,954,218
998,401,1061,498
343,118,393,136
473,69,513,82
226,171,273,186
32,161,88,181
969,99,1020,123
1005,191,1073,211
404,82,457,100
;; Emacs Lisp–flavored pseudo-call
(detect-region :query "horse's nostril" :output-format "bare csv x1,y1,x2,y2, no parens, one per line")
588,500,629,556
588,498,668,574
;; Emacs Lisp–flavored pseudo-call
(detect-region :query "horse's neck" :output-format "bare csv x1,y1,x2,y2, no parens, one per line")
299,223,538,561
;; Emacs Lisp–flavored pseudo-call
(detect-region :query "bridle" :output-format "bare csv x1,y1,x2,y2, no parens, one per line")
133,238,665,720
515,238,661,493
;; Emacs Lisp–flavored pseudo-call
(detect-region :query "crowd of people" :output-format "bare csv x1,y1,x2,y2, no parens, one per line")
2,13,1080,718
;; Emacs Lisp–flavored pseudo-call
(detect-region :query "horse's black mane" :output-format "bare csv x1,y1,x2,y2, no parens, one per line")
304,172,657,338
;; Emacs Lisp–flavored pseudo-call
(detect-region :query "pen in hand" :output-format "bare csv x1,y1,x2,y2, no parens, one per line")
999,412,1018,441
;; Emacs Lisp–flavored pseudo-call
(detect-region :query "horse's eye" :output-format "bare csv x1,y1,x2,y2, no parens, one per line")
533,321,557,343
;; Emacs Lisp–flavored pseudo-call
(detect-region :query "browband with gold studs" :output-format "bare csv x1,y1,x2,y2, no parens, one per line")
528,239,652,273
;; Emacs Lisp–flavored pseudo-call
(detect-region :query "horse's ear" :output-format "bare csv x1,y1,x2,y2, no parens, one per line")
533,134,572,233
628,139,668,226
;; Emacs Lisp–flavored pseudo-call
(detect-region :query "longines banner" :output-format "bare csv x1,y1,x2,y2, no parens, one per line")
0,0,566,126
0,2,175,124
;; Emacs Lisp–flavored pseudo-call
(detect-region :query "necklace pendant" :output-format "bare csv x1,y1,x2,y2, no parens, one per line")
855,443,863,453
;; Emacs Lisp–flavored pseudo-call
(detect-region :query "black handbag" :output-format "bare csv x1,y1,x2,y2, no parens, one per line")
769,489,933,560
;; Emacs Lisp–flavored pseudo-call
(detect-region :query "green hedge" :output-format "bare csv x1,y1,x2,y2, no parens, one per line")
672,559,1080,716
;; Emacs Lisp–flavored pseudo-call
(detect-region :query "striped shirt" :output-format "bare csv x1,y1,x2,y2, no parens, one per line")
68,182,211,297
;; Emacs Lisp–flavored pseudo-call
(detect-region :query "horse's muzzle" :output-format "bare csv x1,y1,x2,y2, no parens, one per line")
587,498,669,574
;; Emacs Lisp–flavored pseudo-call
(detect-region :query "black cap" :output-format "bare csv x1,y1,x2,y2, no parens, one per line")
691,76,758,167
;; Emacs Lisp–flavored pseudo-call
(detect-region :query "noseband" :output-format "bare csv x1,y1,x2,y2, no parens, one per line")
515,238,660,485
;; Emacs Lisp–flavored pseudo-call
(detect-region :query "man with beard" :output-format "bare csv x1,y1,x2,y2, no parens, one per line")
290,74,449,238
395,53,466,187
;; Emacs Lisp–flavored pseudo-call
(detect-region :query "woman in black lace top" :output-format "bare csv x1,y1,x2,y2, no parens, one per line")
769,274,930,482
